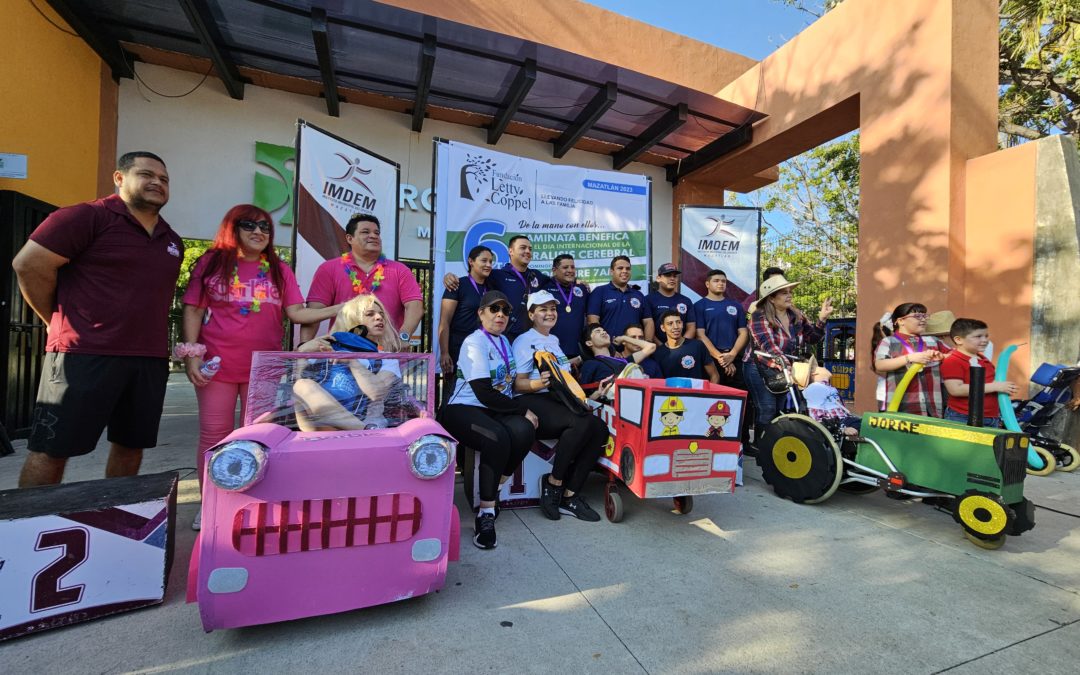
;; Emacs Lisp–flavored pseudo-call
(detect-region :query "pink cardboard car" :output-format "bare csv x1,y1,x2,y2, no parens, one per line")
187,351,460,631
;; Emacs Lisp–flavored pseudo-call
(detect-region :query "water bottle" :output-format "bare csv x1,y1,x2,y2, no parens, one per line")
200,356,222,379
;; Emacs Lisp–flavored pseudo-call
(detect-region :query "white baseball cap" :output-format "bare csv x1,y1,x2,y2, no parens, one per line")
527,290,558,310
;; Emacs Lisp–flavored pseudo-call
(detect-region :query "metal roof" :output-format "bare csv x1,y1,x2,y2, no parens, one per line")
47,0,766,181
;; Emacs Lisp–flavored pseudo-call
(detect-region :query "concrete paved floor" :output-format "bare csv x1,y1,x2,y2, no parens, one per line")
2,374,1078,674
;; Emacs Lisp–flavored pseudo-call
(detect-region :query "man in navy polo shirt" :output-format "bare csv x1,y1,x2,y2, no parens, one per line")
655,310,719,383
542,254,589,364
694,268,748,386
13,151,183,487
444,234,549,341
587,255,654,343
646,262,696,344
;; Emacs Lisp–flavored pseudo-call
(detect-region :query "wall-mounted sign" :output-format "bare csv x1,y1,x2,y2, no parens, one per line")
0,153,28,179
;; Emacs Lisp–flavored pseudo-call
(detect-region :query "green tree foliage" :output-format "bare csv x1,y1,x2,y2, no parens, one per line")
754,135,860,317
999,0,1079,147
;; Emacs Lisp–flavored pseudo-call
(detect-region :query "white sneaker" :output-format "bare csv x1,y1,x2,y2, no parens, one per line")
192,510,202,531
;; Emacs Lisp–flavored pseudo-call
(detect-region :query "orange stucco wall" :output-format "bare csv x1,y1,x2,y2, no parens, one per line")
963,143,1039,382
0,1,116,206
694,0,1000,411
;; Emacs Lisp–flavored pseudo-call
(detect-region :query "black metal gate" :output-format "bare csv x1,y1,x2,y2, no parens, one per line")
1,191,55,438
401,258,434,353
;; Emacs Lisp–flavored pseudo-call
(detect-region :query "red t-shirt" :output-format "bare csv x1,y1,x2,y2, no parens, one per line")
305,255,422,332
183,256,304,383
940,350,999,417
30,194,183,357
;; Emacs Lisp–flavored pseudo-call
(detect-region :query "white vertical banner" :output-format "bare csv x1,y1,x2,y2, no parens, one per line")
432,140,650,365
293,120,400,319
678,206,760,309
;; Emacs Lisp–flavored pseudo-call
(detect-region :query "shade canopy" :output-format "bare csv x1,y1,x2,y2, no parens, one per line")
48,0,766,180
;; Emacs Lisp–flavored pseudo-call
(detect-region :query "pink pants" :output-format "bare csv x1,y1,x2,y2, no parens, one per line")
195,380,249,484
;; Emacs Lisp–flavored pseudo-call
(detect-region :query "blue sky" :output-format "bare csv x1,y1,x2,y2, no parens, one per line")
585,0,820,235
583,0,816,60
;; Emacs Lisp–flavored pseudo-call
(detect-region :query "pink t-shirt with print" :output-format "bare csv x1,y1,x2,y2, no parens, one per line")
305,256,422,332
183,255,304,383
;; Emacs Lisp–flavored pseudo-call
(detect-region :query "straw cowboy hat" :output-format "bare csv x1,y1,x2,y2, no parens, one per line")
791,355,819,390
925,310,956,336
758,274,800,299
749,274,801,314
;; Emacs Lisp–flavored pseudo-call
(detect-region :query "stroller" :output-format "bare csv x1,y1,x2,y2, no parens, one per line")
1011,362,1080,473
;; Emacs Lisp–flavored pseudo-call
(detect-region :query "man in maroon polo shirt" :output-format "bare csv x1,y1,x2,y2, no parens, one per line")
13,151,183,487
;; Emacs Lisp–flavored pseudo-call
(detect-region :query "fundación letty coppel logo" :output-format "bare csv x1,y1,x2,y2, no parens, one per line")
459,153,532,212
323,152,378,211
698,215,740,252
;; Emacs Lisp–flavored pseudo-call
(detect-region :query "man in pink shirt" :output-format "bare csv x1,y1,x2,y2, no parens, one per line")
300,214,422,345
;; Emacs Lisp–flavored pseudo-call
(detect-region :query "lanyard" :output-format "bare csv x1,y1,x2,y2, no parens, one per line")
467,274,486,298
600,354,628,371
506,263,528,290
482,329,511,374
895,333,925,354
554,282,575,313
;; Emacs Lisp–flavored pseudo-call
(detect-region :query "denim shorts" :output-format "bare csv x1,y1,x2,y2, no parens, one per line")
943,408,1001,428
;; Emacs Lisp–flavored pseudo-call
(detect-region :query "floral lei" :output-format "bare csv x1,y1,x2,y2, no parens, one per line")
342,253,385,294
232,254,270,316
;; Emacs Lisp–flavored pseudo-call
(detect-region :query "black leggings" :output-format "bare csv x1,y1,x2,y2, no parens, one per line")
439,404,535,502
517,393,608,494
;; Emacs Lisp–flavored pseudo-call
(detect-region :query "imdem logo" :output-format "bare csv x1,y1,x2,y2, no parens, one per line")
698,215,740,252
460,153,532,212
323,152,378,211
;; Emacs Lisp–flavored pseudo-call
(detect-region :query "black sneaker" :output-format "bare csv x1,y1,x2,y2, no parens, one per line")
473,512,497,549
559,494,601,522
539,473,563,521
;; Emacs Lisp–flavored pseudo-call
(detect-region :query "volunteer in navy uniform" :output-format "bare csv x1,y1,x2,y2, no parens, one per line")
438,291,538,550
542,254,589,364
586,255,655,344
512,291,606,522
655,310,719,383
646,262,696,343
693,268,749,386
444,234,550,341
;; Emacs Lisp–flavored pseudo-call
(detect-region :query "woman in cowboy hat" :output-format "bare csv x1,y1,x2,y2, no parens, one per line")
743,274,833,435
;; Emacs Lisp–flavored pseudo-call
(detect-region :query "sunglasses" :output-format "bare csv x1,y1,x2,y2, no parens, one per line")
238,219,272,233
487,304,512,316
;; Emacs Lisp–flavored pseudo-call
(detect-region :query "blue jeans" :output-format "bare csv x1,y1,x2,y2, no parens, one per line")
743,361,786,427
943,408,1002,428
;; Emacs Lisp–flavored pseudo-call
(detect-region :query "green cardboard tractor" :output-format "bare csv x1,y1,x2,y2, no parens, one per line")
756,361,1035,549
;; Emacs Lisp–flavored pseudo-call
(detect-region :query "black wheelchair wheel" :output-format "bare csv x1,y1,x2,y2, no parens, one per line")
756,414,843,504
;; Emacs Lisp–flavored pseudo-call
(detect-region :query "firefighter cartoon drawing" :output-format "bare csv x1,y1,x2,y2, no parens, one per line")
705,400,731,439
659,396,685,436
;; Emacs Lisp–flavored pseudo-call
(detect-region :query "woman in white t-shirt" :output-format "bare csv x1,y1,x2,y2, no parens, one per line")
439,291,538,550
512,291,608,523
